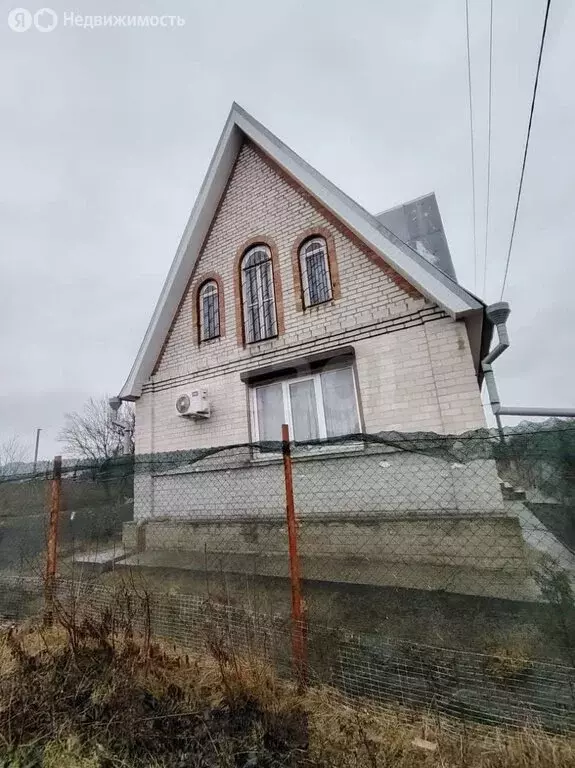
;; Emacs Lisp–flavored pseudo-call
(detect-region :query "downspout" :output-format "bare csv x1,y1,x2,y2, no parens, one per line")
481,302,510,442
481,302,575,434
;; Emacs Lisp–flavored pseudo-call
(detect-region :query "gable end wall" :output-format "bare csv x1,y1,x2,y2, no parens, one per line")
135,142,485,453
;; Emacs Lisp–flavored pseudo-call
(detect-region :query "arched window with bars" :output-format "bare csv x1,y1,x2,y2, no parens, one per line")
198,280,220,341
299,236,332,307
241,245,277,342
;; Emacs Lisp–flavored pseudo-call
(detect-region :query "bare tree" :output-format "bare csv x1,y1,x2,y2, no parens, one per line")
0,435,29,478
58,396,135,461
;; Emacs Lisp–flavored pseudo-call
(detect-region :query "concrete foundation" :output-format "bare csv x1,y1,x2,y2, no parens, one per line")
122,514,535,600
124,446,531,599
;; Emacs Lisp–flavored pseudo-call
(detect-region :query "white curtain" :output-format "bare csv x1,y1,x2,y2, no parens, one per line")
289,379,319,441
321,368,359,437
256,383,284,442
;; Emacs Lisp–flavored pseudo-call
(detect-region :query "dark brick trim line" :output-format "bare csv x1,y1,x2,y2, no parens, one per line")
144,308,446,394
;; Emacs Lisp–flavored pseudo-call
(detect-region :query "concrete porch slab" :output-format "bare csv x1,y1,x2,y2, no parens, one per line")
70,547,130,575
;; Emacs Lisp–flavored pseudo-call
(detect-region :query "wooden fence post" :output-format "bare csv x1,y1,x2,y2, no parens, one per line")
44,455,62,626
281,424,307,685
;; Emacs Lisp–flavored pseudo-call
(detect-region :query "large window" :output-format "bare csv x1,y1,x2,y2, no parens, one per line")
252,366,360,443
241,245,277,342
199,280,220,341
299,237,332,307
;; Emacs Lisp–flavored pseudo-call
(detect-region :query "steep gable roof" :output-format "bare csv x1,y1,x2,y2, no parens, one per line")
120,103,485,400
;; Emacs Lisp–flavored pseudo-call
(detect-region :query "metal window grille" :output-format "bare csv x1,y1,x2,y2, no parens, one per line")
199,281,219,341
242,246,277,342
300,238,332,306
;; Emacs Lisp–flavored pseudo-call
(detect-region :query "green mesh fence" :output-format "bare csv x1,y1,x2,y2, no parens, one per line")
1,421,574,730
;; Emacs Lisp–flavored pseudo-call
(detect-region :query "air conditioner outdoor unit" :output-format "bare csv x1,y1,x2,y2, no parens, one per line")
175,390,211,419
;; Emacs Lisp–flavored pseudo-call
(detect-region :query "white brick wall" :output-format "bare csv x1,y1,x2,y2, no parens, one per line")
135,141,485,454
136,318,485,453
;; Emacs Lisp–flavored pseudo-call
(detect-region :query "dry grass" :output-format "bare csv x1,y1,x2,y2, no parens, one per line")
483,628,539,681
0,617,574,767
305,687,575,767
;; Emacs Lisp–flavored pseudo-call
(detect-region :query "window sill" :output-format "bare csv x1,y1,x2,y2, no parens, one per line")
244,333,280,347
302,297,335,311
251,441,365,465
149,442,365,477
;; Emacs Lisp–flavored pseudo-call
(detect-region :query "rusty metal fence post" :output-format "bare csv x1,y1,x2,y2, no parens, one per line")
281,424,307,684
44,455,62,626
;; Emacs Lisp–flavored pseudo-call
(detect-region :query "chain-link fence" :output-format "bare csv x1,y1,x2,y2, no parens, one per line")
1,421,575,731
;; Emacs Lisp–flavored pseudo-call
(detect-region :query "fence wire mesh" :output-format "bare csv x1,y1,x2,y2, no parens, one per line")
1,421,575,732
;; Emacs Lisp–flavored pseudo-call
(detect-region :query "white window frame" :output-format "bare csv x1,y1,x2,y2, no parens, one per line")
299,237,332,307
199,280,219,341
241,246,277,343
250,366,361,445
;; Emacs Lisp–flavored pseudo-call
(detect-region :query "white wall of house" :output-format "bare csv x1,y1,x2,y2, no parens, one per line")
136,319,485,454
135,141,485,456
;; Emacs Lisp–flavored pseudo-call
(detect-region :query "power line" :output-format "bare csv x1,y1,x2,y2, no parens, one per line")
500,0,552,299
482,0,494,299
465,0,479,292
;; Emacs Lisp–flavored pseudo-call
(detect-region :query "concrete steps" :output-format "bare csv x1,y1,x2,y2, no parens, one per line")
117,547,538,602
500,480,526,501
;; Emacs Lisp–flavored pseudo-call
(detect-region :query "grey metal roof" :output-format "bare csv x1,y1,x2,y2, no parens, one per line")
377,192,457,281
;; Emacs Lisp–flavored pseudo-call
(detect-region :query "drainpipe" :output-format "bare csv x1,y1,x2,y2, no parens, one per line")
481,303,575,436
482,302,510,443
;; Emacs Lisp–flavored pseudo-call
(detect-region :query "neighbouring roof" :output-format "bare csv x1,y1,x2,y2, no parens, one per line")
119,103,485,400
377,192,457,281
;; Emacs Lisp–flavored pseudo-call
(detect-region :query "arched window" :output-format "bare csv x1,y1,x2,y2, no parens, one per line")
241,245,277,342
299,237,332,307
199,280,220,341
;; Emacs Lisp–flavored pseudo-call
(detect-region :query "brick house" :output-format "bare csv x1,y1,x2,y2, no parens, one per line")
121,103,492,443
117,104,532,598
118,104,510,512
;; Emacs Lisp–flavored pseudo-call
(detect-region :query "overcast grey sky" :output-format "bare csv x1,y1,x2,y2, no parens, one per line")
1,0,573,459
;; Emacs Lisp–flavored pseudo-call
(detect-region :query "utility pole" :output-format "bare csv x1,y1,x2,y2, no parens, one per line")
32,428,41,475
